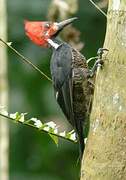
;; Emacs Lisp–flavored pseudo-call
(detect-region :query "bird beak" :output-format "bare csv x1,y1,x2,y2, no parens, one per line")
56,17,78,31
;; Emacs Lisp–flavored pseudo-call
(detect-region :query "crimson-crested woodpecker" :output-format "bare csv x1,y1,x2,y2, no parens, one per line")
24,17,103,158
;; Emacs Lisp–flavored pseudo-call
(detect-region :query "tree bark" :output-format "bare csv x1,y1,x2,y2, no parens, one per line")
0,0,9,180
81,0,126,179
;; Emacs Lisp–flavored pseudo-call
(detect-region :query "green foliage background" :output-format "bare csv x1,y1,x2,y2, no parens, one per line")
7,0,106,179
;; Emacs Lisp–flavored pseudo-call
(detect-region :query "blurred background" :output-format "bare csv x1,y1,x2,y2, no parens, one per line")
0,0,107,179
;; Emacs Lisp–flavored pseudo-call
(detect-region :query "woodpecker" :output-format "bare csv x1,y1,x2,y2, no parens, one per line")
24,17,105,158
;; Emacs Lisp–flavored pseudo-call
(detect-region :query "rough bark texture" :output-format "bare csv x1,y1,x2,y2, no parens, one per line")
81,0,126,179
0,0,9,180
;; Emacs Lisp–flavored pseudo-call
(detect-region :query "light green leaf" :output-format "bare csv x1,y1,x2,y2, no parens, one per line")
49,134,59,146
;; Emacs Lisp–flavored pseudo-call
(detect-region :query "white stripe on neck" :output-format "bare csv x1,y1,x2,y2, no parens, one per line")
47,39,59,50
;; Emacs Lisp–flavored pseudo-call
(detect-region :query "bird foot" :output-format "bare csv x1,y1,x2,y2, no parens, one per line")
89,48,109,77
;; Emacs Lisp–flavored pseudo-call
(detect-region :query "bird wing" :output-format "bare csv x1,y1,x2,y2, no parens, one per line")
50,43,74,126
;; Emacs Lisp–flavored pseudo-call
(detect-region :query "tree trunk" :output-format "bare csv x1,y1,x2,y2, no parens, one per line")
0,0,9,180
81,0,126,179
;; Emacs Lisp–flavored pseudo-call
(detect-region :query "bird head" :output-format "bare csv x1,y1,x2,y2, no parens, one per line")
24,17,77,48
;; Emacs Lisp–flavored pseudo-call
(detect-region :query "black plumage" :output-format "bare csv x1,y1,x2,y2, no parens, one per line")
50,40,93,157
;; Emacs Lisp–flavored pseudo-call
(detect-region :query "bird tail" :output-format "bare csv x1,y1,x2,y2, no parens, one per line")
75,120,85,159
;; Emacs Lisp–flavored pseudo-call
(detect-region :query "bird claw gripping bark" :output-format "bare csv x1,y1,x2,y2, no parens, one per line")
89,48,109,77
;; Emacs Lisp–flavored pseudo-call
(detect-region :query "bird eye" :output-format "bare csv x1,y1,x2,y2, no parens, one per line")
45,23,50,28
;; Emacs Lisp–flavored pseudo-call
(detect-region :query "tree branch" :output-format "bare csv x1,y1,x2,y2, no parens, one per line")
0,110,77,144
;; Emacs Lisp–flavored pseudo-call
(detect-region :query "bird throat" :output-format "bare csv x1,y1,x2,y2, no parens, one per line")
47,38,62,50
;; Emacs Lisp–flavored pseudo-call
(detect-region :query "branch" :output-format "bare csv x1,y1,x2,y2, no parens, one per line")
0,109,77,144
0,38,52,82
89,0,107,18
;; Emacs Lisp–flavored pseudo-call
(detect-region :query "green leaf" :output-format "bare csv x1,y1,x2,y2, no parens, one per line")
49,134,58,146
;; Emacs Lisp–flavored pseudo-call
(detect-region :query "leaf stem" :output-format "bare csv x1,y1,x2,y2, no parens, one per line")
0,38,52,82
89,0,107,18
